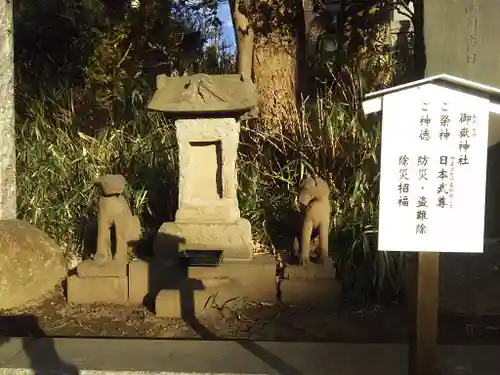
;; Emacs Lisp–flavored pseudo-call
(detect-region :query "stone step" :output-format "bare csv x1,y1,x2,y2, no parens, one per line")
0,371,265,375
1,338,498,375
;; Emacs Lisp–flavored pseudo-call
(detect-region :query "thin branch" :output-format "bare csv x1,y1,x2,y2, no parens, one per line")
116,43,133,68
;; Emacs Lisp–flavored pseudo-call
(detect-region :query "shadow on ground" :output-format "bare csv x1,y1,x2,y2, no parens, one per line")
0,315,78,374
140,232,305,374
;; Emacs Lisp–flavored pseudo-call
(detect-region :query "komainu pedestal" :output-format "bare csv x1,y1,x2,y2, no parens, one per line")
278,262,341,309
67,261,128,304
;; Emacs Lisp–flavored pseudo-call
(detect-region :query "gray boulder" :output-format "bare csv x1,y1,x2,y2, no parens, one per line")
0,220,67,310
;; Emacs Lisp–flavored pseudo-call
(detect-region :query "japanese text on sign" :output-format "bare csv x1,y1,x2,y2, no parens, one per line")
378,83,489,253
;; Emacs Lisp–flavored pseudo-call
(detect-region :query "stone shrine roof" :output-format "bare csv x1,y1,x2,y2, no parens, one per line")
147,73,259,115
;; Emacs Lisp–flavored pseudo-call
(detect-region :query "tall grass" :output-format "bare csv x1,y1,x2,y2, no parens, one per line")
16,87,179,262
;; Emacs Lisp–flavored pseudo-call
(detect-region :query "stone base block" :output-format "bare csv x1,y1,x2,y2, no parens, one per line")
175,203,240,223
155,289,210,318
66,275,128,304
282,262,337,280
278,279,341,308
128,259,151,305
155,284,244,318
128,258,231,306
77,259,127,278
278,262,341,308
154,219,253,260
128,258,181,306
188,255,277,301
129,255,277,308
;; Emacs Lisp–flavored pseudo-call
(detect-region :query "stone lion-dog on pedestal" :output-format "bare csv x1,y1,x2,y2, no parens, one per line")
94,174,141,263
293,174,331,265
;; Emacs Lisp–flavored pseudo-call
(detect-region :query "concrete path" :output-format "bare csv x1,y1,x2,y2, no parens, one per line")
0,338,498,375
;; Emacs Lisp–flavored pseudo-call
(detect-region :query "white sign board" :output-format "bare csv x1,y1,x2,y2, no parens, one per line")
378,83,489,253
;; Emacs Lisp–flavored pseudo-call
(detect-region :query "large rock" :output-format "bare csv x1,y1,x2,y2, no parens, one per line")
0,220,67,310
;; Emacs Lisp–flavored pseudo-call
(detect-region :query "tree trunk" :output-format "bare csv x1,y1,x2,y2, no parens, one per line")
301,0,316,65
229,0,254,78
214,23,220,59
299,0,323,100
250,0,301,133
0,0,16,220
412,0,426,79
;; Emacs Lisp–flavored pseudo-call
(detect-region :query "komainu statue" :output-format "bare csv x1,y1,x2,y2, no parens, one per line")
293,174,331,265
93,174,141,263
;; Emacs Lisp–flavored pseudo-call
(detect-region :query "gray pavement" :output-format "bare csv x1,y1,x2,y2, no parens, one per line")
0,338,498,375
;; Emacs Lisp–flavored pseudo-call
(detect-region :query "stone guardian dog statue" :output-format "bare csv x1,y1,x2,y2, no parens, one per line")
93,174,141,264
293,174,331,265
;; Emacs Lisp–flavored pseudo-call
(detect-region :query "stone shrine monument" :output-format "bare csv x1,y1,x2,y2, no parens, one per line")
65,74,338,314
125,73,277,317
148,74,256,260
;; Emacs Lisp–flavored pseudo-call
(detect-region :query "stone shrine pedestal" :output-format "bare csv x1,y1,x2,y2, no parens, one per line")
156,117,253,260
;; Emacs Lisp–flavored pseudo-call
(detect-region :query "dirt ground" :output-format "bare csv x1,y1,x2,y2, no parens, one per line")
1,242,500,344
0,283,499,345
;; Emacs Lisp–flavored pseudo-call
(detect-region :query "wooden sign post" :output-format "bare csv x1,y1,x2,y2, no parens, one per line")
362,74,500,375
408,251,439,375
